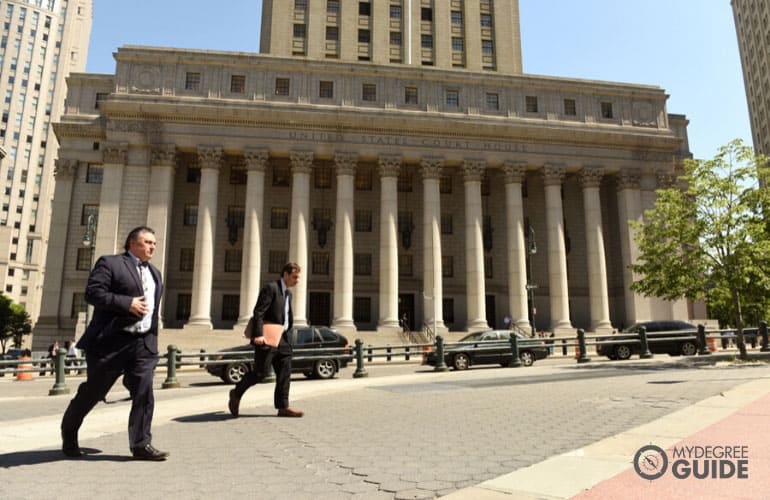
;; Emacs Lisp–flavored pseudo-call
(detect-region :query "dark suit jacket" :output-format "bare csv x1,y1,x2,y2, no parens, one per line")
251,279,292,354
76,252,163,354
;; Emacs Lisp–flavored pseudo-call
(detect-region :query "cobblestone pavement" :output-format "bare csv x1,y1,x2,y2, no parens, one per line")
1,357,769,499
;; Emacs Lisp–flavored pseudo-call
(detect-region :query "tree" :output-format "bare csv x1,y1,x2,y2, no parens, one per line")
0,294,13,353
0,294,32,353
630,139,770,359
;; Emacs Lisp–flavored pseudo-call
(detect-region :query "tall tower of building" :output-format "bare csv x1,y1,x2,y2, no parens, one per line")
261,0,523,74
0,0,92,321
732,0,770,156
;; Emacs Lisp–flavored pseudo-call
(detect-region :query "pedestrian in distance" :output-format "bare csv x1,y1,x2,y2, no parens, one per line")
228,262,304,418
60,226,168,461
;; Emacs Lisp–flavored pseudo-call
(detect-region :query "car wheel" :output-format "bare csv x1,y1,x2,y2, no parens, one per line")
614,345,632,360
453,353,470,370
519,351,535,367
681,341,697,356
223,362,248,384
313,359,337,379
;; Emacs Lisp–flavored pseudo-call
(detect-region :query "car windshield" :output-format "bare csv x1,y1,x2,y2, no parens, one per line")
458,332,486,342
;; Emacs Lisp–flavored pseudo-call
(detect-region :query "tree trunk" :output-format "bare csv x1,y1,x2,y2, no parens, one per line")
732,289,748,359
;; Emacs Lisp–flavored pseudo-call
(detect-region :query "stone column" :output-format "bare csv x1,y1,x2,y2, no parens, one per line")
421,158,445,333
377,155,401,333
543,164,573,333
580,167,612,333
656,168,689,320
503,161,530,333
94,142,127,259
463,160,489,332
238,148,268,326
617,169,650,324
187,146,222,328
332,152,357,334
33,160,79,349
289,151,313,327
147,145,176,286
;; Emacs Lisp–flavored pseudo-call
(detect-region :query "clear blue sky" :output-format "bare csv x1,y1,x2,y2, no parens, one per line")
86,0,750,161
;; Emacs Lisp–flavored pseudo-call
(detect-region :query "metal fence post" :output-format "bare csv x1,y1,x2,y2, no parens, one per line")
199,349,206,369
367,345,373,363
162,345,180,389
639,326,653,359
434,335,449,372
48,348,70,395
509,333,522,367
404,346,410,361
576,329,590,363
353,339,368,378
760,321,769,352
697,324,711,355
386,345,392,362
562,338,567,356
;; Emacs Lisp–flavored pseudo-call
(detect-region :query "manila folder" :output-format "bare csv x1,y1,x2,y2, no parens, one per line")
262,323,284,347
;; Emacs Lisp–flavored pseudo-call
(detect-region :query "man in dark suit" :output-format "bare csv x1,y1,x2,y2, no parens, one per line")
61,226,168,460
228,262,303,418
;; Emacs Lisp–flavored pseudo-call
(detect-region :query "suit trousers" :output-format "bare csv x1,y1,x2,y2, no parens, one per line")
61,334,158,449
232,345,292,409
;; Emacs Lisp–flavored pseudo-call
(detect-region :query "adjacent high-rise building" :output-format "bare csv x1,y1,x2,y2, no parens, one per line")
732,0,770,156
0,0,92,321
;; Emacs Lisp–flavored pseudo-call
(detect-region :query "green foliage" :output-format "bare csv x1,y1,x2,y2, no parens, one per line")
0,293,32,353
630,139,770,358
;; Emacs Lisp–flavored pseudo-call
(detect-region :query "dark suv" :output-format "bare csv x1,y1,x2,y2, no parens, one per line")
596,320,698,360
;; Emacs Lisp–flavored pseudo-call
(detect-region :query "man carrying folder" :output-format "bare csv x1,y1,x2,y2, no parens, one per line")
228,262,303,418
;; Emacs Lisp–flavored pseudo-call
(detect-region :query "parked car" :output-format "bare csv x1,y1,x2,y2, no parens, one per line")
595,320,698,360
423,330,549,370
206,326,352,384
0,348,24,377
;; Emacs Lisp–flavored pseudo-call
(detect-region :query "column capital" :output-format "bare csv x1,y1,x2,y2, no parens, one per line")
102,142,128,164
54,158,79,179
334,152,358,176
378,155,401,178
420,157,444,180
197,146,223,171
579,166,605,188
462,159,486,182
244,148,269,172
290,150,314,174
616,169,641,190
656,167,676,189
150,144,176,167
543,163,566,186
502,161,527,184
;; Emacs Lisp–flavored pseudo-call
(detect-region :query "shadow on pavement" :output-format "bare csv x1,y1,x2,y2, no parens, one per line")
173,411,282,423
0,448,132,467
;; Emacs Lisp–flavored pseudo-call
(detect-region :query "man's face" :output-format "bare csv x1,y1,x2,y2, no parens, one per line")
129,231,157,263
283,270,300,288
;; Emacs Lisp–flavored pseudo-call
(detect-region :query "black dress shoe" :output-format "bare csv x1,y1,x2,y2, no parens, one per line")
131,444,169,461
228,389,240,417
61,430,82,458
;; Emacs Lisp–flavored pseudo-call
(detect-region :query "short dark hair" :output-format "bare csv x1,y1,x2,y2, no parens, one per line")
281,262,301,276
124,226,155,251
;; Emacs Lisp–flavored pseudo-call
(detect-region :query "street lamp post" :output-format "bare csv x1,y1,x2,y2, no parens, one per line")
81,214,97,328
526,226,537,334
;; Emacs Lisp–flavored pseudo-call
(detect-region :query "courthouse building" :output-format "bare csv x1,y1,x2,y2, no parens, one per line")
35,0,696,347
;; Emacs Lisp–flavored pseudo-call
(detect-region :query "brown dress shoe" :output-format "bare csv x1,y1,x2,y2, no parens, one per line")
228,389,240,417
131,444,169,461
277,407,304,418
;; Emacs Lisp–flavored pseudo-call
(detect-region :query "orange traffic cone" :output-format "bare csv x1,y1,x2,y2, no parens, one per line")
16,355,33,381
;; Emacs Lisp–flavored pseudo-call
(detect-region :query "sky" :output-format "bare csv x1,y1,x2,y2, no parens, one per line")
85,0,751,161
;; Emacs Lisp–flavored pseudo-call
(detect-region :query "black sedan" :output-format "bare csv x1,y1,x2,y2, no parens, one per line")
206,326,352,383
423,330,549,370
595,320,698,360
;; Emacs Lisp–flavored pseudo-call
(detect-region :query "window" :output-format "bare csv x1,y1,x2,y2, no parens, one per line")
76,247,93,270
451,11,463,25
482,40,494,54
421,7,433,21
270,207,289,229
95,92,108,109
4,285,10,293
293,24,306,38
358,29,370,43
485,93,499,110
480,14,493,27
390,5,402,18
186,166,201,183
294,0,307,9
312,252,329,274
440,175,452,194
443,298,455,324
359,2,371,16
452,38,464,51
399,254,412,276
390,31,402,46
441,213,453,234
354,253,372,275
272,165,290,186
176,294,191,321
269,251,287,273
221,295,239,321
230,75,245,93
179,248,194,271
421,34,433,49
327,0,340,13
355,168,372,190
525,95,538,113
81,204,98,225
275,78,290,96
485,255,493,278
405,86,418,105
601,101,613,119
183,204,198,226
227,206,245,228
362,83,377,102
355,210,372,232
314,166,332,188
354,297,371,323
224,250,242,272
564,99,576,116
319,80,334,99
184,72,201,91
229,165,246,184
445,90,459,108
71,293,86,319
442,256,454,277
86,164,103,183
326,26,338,41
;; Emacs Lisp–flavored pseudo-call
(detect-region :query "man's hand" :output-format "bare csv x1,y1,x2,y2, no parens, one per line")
129,296,148,317
253,336,266,346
